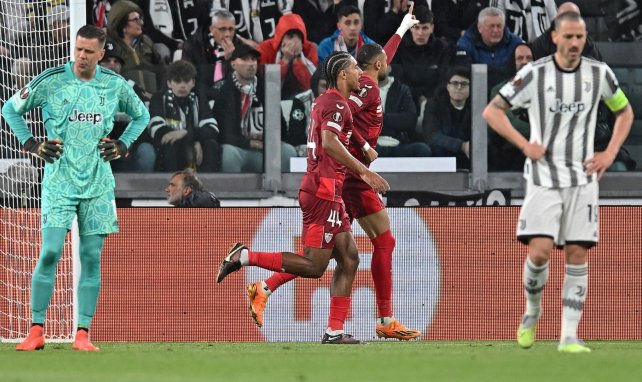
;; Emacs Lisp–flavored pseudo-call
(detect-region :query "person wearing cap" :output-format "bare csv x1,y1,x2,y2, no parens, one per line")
212,44,297,173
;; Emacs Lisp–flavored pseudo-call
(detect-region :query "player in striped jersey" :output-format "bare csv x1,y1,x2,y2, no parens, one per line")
2,25,150,351
483,12,634,353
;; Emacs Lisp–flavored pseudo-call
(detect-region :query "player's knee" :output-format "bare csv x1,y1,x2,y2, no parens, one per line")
339,248,360,273
39,248,62,268
528,249,550,266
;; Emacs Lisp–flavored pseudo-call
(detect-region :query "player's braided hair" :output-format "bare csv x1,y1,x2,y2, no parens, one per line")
356,43,384,70
323,51,354,89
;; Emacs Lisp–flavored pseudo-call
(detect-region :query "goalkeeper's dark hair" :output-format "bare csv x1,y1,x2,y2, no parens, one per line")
167,60,197,82
173,169,204,192
356,43,384,70
323,51,353,89
77,24,106,48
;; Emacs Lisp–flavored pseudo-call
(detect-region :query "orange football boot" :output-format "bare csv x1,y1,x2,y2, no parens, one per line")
247,282,269,327
376,320,421,340
16,325,45,351
72,330,100,352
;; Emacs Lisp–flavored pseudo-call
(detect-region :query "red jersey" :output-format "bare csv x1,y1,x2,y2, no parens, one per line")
347,73,382,164
299,89,354,202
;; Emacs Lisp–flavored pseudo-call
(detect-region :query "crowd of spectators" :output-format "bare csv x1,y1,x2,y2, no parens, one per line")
1,0,640,173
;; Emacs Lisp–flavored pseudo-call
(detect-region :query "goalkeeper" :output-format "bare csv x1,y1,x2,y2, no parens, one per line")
1,25,149,351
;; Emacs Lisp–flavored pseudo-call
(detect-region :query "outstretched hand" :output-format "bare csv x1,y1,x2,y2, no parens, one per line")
396,5,419,36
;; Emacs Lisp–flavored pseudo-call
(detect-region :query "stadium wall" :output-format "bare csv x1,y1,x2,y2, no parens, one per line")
3,207,641,342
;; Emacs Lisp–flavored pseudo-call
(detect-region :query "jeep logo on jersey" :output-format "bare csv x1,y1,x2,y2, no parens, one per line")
68,110,103,124
246,209,440,341
549,99,586,113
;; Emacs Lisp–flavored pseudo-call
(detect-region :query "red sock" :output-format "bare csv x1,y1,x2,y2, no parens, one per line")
248,251,283,272
371,230,395,318
328,296,351,331
264,250,302,291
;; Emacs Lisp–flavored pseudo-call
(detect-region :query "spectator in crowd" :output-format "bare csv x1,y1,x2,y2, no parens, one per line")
362,0,429,45
257,13,318,100
182,9,248,104
284,68,326,157
99,42,157,173
456,6,523,89
488,43,533,171
166,169,220,207
91,0,209,51
212,44,297,173
490,0,557,42
148,60,220,172
107,0,166,99
530,2,602,61
603,0,642,41
376,66,432,158
317,5,376,63
422,66,472,170
392,5,453,107
211,0,293,43
292,0,353,44
47,5,70,67
432,0,489,44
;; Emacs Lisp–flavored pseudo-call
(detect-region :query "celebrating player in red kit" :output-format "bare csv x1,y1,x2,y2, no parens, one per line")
245,8,422,340
216,51,390,344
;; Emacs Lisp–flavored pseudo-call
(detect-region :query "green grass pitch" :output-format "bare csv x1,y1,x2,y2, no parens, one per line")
2,341,641,381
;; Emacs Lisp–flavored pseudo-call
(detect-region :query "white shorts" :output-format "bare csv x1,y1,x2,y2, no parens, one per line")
517,180,599,247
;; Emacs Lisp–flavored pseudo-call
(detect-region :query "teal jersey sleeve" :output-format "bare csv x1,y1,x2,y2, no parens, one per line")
1,66,61,144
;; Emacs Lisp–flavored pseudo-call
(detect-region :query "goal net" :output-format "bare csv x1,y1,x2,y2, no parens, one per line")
0,1,76,342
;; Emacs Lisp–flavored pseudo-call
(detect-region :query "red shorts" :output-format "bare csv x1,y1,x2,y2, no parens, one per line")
299,190,351,249
342,176,386,221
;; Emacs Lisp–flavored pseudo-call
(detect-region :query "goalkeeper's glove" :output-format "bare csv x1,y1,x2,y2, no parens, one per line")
98,138,128,161
22,137,64,163
396,13,419,37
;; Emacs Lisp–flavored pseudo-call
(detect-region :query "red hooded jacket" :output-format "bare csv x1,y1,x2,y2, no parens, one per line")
257,13,318,94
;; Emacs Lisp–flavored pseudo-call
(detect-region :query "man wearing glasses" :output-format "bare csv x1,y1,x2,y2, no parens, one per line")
183,9,251,104
106,0,167,100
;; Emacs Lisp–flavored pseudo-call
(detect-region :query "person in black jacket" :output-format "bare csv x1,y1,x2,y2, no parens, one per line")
391,6,453,107
377,67,432,157
182,9,249,103
422,66,472,170
166,169,220,207
212,44,297,173
529,2,603,61
148,60,220,172
432,0,489,45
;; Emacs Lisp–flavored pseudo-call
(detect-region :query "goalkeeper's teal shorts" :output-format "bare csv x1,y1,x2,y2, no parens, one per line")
41,191,118,236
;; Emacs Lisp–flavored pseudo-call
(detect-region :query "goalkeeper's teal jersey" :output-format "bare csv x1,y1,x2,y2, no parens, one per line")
3,62,150,198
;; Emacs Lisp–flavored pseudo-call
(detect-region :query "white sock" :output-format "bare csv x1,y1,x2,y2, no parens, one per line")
378,317,395,326
240,249,249,265
523,257,549,321
325,328,344,336
561,263,588,341
260,281,272,296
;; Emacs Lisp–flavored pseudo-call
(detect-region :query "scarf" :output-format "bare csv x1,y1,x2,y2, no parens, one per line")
232,71,262,139
333,32,365,57
275,51,317,74
162,89,199,131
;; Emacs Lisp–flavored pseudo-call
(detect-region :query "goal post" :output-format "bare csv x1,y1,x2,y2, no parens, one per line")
0,0,85,343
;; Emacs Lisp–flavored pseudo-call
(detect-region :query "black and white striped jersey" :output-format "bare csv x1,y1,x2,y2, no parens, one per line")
499,55,628,188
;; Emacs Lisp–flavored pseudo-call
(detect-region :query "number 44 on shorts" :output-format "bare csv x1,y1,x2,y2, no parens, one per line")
327,209,342,227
